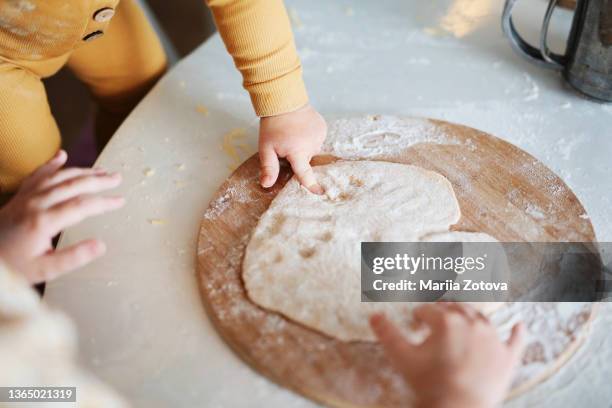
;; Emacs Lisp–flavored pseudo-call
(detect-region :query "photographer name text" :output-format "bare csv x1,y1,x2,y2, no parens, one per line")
372,279,508,292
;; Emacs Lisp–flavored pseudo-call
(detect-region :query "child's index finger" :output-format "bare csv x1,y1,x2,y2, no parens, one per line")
287,153,323,195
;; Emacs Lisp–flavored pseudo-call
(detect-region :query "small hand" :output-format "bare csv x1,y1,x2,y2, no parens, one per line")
0,150,125,283
258,104,327,194
370,303,525,408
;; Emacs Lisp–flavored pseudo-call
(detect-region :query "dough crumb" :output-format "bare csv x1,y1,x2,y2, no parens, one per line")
196,104,209,116
143,168,155,177
222,128,250,170
148,218,166,226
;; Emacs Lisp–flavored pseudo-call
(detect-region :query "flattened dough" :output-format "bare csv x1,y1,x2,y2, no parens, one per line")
243,161,497,342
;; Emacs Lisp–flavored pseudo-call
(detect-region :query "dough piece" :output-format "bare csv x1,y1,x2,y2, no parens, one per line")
243,160,474,342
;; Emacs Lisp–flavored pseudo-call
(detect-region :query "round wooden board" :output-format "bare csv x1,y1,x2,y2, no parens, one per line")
197,118,596,407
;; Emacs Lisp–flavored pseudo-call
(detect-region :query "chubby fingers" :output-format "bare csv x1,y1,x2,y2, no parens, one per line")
412,303,452,333
438,302,488,323
28,239,107,283
506,322,526,360
36,167,108,192
259,145,280,188
370,313,417,359
20,150,68,193
34,171,122,209
287,153,323,195
43,194,125,236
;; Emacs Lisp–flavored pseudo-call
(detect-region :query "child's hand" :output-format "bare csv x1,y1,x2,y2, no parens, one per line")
258,104,327,194
370,303,525,408
0,150,125,283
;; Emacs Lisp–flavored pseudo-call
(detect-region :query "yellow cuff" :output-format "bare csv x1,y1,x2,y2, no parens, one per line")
246,66,309,117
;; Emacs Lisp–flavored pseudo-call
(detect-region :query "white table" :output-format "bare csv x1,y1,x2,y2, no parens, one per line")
46,0,612,406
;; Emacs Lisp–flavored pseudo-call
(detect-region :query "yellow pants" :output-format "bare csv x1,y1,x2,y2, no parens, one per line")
0,0,167,192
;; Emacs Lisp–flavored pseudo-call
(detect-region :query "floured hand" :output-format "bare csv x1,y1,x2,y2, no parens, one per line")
370,303,525,408
258,104,327,194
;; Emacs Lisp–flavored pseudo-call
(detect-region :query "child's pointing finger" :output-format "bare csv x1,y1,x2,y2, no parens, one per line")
288,153,323,195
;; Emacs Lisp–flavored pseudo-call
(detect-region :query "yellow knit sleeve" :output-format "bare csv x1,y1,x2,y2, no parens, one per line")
205,0,308,117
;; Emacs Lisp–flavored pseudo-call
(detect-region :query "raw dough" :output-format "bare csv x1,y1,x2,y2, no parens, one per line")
243,161,498,342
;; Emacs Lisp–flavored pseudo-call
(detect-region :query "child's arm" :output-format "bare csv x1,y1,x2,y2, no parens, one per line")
370,303,525,408
0,150,124,283
206,0,326,192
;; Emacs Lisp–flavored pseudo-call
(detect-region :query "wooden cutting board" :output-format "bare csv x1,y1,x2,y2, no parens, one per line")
196,117,596,407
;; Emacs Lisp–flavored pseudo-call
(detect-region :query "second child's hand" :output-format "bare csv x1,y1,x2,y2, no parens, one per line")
370,303,525,408
0,150,125,283
258,104,327,194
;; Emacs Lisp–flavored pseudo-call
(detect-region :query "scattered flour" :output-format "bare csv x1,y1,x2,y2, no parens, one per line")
14,0,35,12
203,193,231,220
297,47,318,61
202,176,255,220
556,137,579,161
522,73,540,102
406,57,431,65
215,92,248,102
322,115,458,158
525,203,545,220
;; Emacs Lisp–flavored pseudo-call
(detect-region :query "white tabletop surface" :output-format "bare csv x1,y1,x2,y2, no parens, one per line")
45,0,612,407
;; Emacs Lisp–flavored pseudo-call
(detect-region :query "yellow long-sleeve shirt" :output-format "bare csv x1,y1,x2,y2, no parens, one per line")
207,0,308,116
0,0,307,116
0,0,307,191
